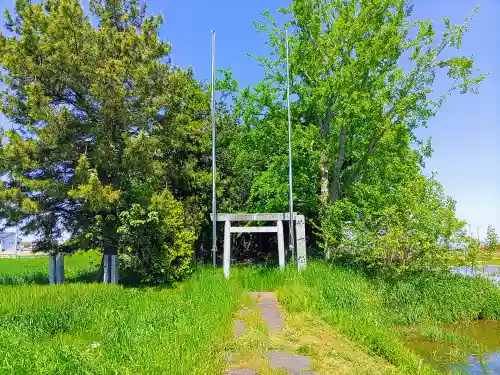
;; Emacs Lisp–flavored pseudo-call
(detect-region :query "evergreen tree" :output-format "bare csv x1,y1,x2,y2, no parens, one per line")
0,0,212,282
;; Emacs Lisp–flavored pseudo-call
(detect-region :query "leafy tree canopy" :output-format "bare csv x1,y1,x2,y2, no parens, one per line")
0,0,218,282
226,0,487,273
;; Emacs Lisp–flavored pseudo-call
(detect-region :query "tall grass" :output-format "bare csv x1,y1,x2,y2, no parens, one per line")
0,268,243,375
0,258,498,374
380,271,500,324
231,262,500,374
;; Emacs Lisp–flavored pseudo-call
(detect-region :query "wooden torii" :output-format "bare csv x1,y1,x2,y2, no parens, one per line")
211,212,307,278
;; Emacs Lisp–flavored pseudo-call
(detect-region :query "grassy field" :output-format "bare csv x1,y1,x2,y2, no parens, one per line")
0,251,100,285
0,262,243,375
0,255,499,374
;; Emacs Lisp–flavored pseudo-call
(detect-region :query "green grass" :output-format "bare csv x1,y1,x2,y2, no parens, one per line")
0,258,499,374
0,251,100,285
0,268,243,375
230,262,500,374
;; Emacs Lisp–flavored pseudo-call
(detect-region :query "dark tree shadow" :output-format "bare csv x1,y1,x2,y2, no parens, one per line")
0,267,100,286
0,272,50,285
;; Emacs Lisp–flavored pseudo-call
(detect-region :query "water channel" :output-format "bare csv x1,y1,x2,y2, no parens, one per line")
408,266,500,374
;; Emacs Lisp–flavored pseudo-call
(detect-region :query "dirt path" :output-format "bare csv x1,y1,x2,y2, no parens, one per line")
224,292,396,375
225,292,315,375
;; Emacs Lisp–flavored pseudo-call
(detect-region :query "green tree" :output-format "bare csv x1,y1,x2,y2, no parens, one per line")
252,0,484,206
0,0,211,281
230,0,485,272
486,225,498,253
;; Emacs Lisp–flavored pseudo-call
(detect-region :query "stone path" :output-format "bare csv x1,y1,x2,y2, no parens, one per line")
268,351,315,375
225,292,316,375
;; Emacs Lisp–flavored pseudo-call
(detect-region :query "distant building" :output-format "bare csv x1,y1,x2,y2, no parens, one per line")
0,232,22,252
21,241,34,252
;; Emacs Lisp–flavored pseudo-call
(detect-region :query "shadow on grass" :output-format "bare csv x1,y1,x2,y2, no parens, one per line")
0,272,50,286
0,269,100,286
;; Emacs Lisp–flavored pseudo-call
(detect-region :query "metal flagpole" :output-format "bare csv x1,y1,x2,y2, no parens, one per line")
211,31,217,272
15,225,18,259
285,29,295,262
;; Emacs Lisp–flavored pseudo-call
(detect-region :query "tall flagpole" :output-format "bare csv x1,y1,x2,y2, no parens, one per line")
15,225,18,259
211,31,217,272
285,29,295,262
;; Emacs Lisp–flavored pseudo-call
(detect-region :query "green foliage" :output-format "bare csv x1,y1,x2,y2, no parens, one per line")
486,225,499,253
322,174,465,275
117,189,195,284
229,0,487,273
0,0,495,279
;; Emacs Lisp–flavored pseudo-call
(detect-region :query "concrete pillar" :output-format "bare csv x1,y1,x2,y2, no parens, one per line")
49,254,56,285
110,255,118,284
277,220,285,270
55,253,65,284
223,220,231,279
103,254,110,283
296,215,307,271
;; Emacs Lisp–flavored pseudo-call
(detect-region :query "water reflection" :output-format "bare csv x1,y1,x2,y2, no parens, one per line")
406,267,500,373
451,266,500,286
405,321,500,374
452,353,500,374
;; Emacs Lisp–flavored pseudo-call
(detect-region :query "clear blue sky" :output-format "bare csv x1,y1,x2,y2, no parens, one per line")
1,0,498,239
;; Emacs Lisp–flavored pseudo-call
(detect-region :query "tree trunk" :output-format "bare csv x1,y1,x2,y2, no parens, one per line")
320,104,333,205
331,126,345,204
320,152,329,205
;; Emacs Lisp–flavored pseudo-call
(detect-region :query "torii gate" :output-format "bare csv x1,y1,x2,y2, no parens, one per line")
211,212,307,278
210,31,305,277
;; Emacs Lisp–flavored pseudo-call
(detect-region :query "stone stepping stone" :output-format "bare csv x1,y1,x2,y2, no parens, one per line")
253,292,284,334
225,369,259,375
234,319,246,337
268,350,316,375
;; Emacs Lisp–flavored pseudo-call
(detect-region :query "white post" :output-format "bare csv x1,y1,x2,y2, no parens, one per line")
56,253,64,284
223,220,231,279
103,254,110,284
296,215,307,271
110,255,118,284
49,254,56,285
277,220,285,270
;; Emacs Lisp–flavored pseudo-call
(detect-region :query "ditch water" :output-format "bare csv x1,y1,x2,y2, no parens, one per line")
407,266,500,374
406,321,500,374
452,266,500,286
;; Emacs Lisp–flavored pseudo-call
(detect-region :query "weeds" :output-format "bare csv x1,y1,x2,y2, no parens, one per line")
0,258,499,374
0,267,243,375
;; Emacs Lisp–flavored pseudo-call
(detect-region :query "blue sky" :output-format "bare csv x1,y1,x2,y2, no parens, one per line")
1,0,499,239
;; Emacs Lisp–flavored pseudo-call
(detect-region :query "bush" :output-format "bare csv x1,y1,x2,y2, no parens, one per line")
118,189,195,284
321,174,465,276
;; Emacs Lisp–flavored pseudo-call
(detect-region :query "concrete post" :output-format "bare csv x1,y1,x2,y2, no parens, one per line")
103,254,110,283
55,253,65,284
296,215,307,271
49,254,56,285
277,220,285,270
110,255,118,284
223,220,231,279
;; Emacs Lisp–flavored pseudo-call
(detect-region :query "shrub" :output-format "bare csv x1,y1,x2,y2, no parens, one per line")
118,189,195,284
321,175,465,276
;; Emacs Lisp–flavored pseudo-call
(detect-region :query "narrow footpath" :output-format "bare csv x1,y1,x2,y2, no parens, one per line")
224,292,395,375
